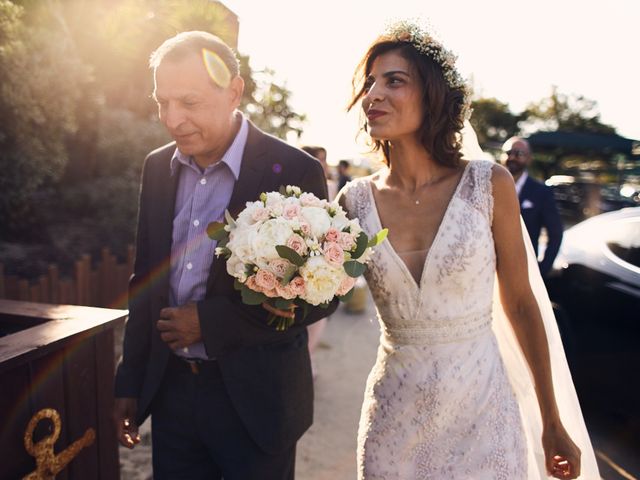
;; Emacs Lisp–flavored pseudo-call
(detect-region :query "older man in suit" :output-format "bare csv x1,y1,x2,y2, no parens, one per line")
113,31,337,480
501,137,563,277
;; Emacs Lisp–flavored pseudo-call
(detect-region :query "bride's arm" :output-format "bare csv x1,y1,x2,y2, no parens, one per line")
491,164,581,479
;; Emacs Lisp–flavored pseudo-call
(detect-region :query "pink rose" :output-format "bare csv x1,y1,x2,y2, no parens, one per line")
251,207,270,222
269,258,292,278
286,234,307,256
324,227,340,243
254,269,277,291
323,242,345,267
336,275,356,296
299,222,312,237
275,282,296,300
263,287,279,298
337,232,356,251
245,275,260,292
288,276,306,296
282,203,301,220
299,192,323,207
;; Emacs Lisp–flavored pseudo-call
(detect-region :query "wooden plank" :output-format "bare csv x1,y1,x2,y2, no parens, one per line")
0,301,127,372
0,363,35,479
94,329,120,479
63,336,99,477
18,279,29,301
38,275,50,304
30,350,70,480
49,264,59,304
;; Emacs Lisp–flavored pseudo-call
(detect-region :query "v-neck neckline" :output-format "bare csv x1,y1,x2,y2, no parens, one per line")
366,161,471,292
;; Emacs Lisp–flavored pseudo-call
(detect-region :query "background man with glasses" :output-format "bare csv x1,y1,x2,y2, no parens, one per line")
500,137,563,277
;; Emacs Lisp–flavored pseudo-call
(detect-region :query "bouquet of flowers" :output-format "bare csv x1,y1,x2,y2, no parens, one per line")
207,185,387,330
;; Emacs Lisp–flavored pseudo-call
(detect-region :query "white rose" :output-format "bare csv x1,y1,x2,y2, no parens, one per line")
299,255,344,305
227,224,257,264
330,209,350,231
347,219,363,236
301,206,332,239
251,217,293,267
236,201,263,226
226,255,248,281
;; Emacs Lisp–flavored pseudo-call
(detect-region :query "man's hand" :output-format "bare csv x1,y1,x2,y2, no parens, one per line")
113,398,141,449
157,302,202,350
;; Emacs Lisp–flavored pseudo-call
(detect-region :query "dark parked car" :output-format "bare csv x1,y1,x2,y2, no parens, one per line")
546,207,640,419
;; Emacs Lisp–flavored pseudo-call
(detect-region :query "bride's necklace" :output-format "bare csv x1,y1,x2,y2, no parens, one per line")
406,173,451,205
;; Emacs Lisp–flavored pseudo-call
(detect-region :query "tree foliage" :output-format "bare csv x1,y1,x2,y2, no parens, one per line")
0,0,92,239
0,0,305,251
469,97,521,147
521,86,616,135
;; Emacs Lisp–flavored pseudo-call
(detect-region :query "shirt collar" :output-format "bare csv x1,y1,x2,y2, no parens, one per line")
170,112,248,180
515,171,528,195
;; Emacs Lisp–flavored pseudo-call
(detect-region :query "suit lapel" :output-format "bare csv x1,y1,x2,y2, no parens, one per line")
519,176,533,204
207,123,269,290
154,147,180,298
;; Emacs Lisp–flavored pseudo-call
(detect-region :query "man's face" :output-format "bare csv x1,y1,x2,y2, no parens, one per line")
153,53,242,161
500,139,531,177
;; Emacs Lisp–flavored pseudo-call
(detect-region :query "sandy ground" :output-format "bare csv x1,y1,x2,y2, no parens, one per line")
118,295,381,480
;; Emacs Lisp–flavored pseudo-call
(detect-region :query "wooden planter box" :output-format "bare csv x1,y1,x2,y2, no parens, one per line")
0,300,127,479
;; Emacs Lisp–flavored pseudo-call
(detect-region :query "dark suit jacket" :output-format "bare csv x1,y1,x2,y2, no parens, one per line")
519,175,564,276
115,121,338,454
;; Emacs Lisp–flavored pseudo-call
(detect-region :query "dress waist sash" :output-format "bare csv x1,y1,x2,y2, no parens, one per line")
381,308,493,346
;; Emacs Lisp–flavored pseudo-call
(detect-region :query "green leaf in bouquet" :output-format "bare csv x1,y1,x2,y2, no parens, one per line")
274,298,294,310
318,301,330,309
207,221,227,241
280,266,297,285
279,185,287,195
367,228,389,248
260,192,268,203
234,278,244,291
344,260,366,278
276,245,305,267
338,287,355,302
224,209,236,229
350,232,369,260
241,286,268,305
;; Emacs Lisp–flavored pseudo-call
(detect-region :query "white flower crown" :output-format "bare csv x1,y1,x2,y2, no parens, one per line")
383,20,471,122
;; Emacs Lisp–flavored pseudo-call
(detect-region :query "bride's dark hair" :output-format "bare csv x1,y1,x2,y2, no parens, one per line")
348,39,467,168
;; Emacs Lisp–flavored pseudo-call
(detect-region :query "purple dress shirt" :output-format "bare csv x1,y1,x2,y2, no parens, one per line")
170,113,248,359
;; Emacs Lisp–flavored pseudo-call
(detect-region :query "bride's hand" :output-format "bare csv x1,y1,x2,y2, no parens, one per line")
542,422,581,479
261,302,297,319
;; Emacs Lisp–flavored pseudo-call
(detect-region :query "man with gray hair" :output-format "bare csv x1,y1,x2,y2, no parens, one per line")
114,31,336,479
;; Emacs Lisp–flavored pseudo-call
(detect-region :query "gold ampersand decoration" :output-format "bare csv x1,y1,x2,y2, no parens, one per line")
23,408,95,480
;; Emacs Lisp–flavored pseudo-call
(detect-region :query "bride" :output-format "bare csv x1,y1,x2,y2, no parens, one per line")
338,21,599,479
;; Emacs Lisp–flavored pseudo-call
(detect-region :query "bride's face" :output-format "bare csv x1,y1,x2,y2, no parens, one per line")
362,50,424,143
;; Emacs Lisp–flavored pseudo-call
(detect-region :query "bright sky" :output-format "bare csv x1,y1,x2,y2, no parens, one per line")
227,0,639,162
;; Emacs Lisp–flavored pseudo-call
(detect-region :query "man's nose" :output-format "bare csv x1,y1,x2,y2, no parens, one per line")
161,104,185,130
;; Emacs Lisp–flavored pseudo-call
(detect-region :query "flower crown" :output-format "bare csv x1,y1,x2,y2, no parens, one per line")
384,20,466,92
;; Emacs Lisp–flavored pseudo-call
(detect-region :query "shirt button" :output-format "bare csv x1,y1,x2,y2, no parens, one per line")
186,262,193,270
200,178,207,185
193,219,200,227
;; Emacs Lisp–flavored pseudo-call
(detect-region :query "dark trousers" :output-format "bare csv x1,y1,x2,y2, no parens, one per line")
151,355,296,480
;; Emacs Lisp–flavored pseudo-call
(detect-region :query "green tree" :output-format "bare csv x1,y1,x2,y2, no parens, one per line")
0,0,92,239
521,86,616,135
469,97,521,147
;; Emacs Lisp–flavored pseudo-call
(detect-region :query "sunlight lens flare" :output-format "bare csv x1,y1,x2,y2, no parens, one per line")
202,48,231,88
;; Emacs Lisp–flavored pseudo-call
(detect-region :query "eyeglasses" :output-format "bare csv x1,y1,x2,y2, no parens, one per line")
502,149,528,159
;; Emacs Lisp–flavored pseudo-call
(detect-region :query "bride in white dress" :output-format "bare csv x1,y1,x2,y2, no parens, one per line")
338,21,599,479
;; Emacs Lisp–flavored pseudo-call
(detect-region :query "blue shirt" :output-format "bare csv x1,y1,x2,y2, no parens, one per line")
170,113,249,359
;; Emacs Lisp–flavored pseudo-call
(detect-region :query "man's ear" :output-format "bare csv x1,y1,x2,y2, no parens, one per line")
229,75,245,108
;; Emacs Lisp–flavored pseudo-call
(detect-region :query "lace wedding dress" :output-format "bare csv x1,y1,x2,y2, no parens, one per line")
339,160,599,479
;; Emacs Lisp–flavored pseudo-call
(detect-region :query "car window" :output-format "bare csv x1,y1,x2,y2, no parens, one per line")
605,218,640,268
